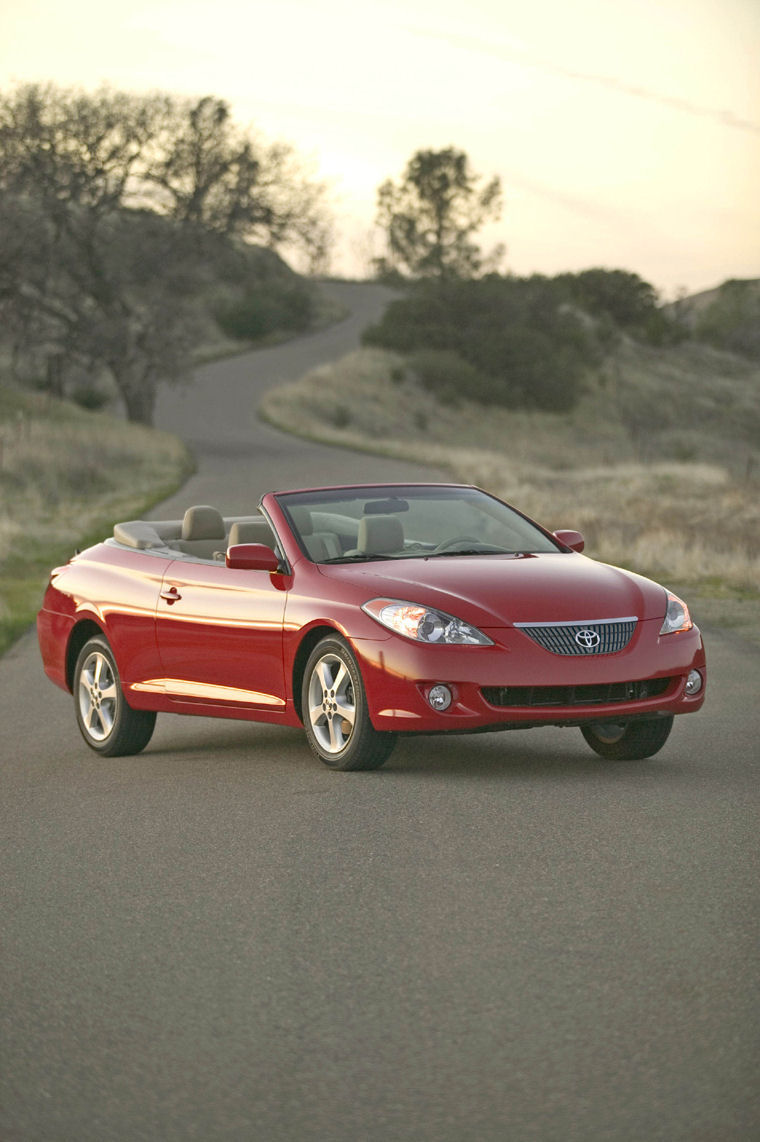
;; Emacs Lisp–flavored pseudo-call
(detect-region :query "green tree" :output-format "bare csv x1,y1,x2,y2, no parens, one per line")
374,147,503,280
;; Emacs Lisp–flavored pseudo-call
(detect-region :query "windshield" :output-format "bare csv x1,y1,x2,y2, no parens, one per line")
275,484,561,564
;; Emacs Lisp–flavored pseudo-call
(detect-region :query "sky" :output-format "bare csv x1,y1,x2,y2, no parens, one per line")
2,0,758,295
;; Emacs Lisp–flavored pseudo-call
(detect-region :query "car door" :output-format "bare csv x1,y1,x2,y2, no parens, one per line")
154,557,288,712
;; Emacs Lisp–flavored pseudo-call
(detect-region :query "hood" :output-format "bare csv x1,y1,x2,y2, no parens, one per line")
318,552,668,628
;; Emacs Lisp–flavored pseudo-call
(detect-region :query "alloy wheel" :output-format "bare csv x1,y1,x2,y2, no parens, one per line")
78,649,119,743
307,651,356,755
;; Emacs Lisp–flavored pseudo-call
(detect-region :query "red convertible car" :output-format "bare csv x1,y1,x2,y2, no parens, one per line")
37,483,706,770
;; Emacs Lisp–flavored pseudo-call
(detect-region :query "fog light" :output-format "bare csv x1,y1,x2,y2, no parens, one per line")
685,669,703,696
427,684,453,712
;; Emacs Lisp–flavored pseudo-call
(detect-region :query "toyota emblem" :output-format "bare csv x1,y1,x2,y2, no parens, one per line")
575,628,601,650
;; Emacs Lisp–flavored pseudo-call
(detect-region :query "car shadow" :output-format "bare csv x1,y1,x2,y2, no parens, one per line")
383,727,690,783
146,718,305,759
141,718,689,785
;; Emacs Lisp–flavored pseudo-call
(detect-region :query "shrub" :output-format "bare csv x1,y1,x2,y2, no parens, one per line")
214,282,314,341
364,274,595,411
70,385,111,411
409,350,490,406
554,268,658,328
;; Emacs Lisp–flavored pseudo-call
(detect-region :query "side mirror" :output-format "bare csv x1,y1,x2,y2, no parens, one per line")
553,529,585,553
226,543,281,572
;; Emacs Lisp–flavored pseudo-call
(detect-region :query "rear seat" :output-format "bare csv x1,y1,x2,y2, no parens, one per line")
228,520,276,547
113,509,279,563
173,506,227,560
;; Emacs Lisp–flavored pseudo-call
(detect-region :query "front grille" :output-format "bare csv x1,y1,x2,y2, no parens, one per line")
482,677,673,709
516,617,637,656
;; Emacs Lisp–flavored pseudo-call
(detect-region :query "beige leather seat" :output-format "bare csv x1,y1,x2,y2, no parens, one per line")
228,520,276,547
176,505,226,559
356,514,404,555
289,507,341,562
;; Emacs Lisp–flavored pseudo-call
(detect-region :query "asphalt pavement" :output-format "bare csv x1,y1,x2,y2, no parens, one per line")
1,282,758,1141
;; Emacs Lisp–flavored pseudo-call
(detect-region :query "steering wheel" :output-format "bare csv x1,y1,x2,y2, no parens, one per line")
432,535,483,553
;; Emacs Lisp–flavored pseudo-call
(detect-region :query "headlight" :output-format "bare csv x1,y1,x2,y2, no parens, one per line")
660,591,693,635
362,598,493,645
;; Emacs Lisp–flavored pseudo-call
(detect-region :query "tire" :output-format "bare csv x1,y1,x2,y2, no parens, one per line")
581,716,674,761
301,636,396,770
74,636,156,757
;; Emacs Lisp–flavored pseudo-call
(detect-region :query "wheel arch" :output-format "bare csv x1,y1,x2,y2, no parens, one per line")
65,619,106,692
291,624,345,725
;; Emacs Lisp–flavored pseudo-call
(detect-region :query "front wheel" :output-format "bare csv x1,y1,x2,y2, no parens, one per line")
581,716,674,761
74,636,156,757
302,636,396,770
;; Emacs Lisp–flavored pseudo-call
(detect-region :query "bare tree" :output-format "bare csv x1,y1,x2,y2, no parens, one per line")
143,95,332,269
0,190,201,423
0,83,334,423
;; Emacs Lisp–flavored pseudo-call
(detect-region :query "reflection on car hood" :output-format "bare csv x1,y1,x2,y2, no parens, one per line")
318,552,667,627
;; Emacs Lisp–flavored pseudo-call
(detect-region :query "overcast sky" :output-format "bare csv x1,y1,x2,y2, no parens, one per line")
2,0,758,294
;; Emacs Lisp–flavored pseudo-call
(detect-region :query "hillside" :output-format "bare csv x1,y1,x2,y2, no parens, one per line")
0,386,193,654
667,278,760,323
260,333,760,602
667,278,760,360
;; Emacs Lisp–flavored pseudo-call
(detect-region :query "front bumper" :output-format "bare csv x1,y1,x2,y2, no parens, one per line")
354,619,706,734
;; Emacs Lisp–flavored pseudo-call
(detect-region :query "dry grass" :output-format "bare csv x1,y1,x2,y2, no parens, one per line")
260,344,760,599
0,385,193,652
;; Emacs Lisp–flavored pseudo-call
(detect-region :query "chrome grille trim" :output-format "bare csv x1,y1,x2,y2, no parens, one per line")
514,616,638,656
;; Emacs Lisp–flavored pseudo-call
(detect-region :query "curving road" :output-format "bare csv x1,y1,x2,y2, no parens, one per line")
2,282,759,1141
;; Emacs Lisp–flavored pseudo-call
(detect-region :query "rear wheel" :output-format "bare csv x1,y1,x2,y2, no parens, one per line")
581,716,674,761
302,636,396,770
74,636,156,757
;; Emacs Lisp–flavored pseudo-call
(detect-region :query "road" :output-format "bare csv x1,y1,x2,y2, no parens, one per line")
2,282,758,1141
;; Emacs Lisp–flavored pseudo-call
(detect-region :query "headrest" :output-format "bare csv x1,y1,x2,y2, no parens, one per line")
228,521,267,546
358,514,404,554
181,505,225,541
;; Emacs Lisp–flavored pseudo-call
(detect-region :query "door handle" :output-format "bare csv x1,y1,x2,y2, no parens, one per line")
160,586,182,604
